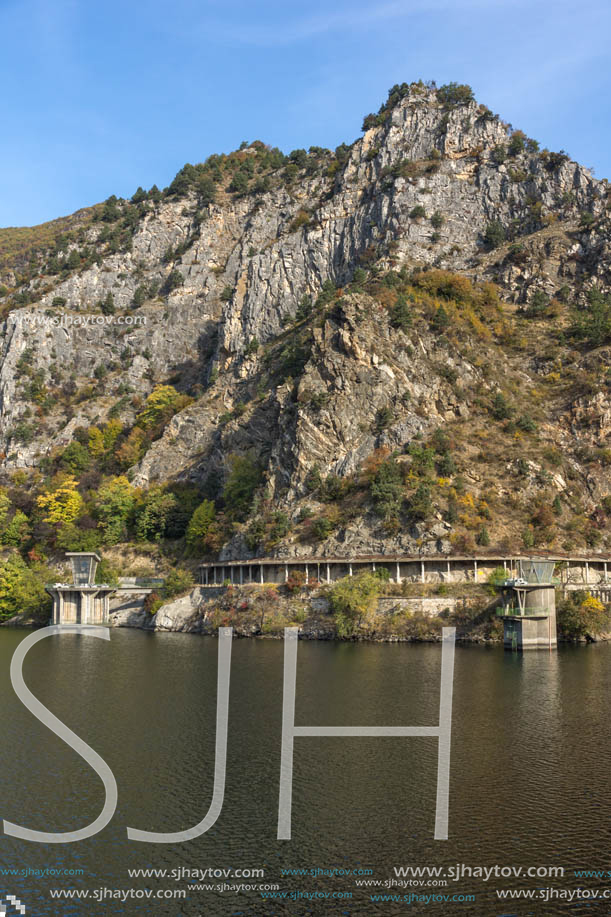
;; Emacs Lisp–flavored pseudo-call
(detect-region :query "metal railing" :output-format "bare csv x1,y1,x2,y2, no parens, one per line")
496,605,550,618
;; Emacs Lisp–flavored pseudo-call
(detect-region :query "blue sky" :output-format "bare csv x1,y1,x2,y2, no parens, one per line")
1,0,610,227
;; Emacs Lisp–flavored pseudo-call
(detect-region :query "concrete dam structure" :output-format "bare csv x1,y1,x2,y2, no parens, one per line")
46,552,116,625
498,558,557,650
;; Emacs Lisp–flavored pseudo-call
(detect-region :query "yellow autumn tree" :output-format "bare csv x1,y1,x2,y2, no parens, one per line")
37,476,84,526
0,488,11,528
88,426,105,458
89,420,124,459
136,385,192,431
103,418,123,450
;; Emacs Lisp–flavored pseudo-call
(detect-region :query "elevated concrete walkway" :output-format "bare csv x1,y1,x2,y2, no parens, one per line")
199,554,611,588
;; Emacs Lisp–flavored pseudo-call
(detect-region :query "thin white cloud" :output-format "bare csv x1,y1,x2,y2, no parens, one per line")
195,0,536,47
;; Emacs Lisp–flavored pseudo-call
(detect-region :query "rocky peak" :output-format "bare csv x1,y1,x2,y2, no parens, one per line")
0,81,609,560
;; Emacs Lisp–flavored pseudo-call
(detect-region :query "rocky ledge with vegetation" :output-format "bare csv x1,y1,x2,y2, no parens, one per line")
109,568,611,646
0,80,609,630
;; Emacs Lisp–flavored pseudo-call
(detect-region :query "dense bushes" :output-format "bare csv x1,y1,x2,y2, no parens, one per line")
557,591,611,640
483,222,506,249
222,454,262,521
370,458,402,520
186,499,216,550
570,288,611,347
436,82,474,107
0,555,53,623
144,568,194,616
328,570,389,637
390,293,412,331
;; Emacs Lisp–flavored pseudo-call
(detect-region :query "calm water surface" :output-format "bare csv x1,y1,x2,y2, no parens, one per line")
0,628,610,916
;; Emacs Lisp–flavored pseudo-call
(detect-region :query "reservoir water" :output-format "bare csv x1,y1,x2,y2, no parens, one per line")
0,628,610,915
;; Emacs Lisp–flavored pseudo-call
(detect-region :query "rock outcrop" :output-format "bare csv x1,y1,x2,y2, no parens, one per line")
0,82,609,558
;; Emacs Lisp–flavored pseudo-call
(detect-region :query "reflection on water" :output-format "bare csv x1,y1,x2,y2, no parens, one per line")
0,629,610,914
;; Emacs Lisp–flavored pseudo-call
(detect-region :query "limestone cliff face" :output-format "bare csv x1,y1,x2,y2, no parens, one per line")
0,83,609,557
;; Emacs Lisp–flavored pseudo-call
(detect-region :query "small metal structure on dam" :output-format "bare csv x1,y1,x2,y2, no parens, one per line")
499,557,557,650
46,552,116,625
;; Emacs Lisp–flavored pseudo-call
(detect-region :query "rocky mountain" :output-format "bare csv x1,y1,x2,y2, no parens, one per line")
0,80,609,566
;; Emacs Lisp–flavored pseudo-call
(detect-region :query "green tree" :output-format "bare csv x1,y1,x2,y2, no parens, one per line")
491,144,507,164
370,458,403,519
66,249,81,270
437,452,456,476
431,305,450,331
167,163,197,196
100,292,115,315
483,222,506,249
408,443,436,475
390,294,412,331
436,83,474,106
228,172,249,194
408,483,432,521
223,454,262,521
135,487,178,541
197,175,216,205
101,195,120,222
95,476,136,544
95,559,120,586
186,499,216,549
491,392,513,420
312,516,335,540
56,525,102,552
165,269,184,293
1,510,31,547
132,285,147,308
329,570,389,637
162,568,195,598
570,288,611,347
525,290,549,317
477,526,490,546
374,406,394,434
0,556,52,623
59,441,91,473
487,566,507,587
522,527,535,548
508,132,526,155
